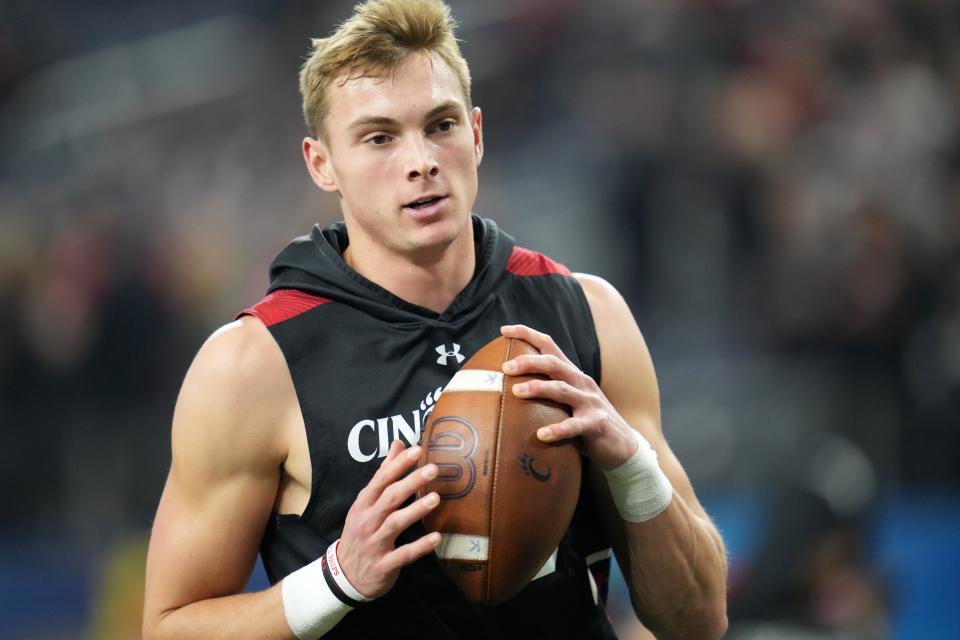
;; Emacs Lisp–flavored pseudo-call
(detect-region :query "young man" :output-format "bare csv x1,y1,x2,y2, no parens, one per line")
142,1,728,638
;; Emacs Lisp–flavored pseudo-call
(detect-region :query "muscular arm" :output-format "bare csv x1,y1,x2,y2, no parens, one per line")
501,276,727,639
142,317,298,640
143,317,441,640
577,275,728,639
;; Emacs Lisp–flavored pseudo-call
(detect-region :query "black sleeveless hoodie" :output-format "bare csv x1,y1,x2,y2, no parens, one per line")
240,216,618,639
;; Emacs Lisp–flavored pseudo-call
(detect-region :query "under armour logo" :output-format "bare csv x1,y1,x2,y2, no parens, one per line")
435,343,465,366
469,539,481,553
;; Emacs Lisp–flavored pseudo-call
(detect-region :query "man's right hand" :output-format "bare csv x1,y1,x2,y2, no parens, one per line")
336,440,442,598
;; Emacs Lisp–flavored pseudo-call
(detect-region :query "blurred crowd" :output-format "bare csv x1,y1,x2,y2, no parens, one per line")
1,0,958,638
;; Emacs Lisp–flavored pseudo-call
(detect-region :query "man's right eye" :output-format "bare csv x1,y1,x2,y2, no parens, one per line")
367,134,391,145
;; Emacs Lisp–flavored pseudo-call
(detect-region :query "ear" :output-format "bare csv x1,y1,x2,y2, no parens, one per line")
470,106,484,167
302,137,339,192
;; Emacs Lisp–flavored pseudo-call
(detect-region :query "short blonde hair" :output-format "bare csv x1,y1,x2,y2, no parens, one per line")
299,0,472,138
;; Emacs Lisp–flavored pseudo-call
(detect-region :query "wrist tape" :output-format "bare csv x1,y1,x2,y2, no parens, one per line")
282,538,372,639
603,430,674,522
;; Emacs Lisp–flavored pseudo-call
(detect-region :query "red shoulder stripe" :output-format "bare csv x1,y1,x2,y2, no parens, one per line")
237,289,331,327
506,246,572,276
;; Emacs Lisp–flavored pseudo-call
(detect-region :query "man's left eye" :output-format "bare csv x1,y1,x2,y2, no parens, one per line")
435,120,455,132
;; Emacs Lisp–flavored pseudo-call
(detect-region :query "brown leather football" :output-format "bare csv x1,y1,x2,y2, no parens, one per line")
417,336,582,605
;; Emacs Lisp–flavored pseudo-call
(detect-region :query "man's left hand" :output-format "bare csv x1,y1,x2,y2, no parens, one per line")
500,324,640,471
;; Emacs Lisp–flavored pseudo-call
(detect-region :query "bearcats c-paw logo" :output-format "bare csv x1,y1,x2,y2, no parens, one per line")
519,452,553,483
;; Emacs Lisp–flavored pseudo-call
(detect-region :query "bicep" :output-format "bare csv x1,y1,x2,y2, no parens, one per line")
144,321,285,621
145,464,278,615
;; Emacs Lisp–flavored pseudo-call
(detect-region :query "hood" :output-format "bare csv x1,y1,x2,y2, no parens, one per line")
267,215,515,325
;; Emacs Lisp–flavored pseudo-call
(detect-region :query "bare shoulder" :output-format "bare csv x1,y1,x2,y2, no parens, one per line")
573,273,645,351
172,315,292,481
572,272,619,298
573,273,634,327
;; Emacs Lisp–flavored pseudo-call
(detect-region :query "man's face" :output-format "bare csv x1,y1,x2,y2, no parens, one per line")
304,51,483,258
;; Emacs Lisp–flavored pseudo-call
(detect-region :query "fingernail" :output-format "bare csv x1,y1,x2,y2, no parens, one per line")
503,361,518,373
513,382,528,395
407,445,422,458
538,427,552,440
424,493,439,507
422,464,437,480
430,532,442,546
501,324,513,332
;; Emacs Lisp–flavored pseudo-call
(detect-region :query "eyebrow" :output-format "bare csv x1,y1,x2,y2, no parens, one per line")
347,100,463,131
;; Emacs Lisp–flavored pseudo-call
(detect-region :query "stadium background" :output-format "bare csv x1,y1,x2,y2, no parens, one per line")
1,0,958,637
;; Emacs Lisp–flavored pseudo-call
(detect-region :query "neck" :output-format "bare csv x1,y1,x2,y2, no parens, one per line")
342,226,476,314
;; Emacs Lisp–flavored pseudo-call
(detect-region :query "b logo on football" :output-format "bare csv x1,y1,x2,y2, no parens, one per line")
425,416,480,500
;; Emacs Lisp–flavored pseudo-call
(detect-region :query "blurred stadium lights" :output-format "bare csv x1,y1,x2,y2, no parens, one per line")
2,0,959,637
1,14,266,158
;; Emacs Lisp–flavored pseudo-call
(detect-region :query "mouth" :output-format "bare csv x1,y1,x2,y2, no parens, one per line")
403,194,446,210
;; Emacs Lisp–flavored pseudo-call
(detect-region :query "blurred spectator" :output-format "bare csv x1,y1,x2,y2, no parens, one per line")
728,432,889,638
1,0,959,637
728,487,890,639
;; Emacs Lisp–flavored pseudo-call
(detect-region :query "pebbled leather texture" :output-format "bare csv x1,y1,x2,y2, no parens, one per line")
419,336,582,605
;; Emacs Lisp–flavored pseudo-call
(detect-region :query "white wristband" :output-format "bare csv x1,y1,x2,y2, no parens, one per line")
603,430,674,522
326,539,373,604
281,539,370,639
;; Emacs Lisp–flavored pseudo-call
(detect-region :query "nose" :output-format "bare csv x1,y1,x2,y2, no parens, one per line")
405,137,439,180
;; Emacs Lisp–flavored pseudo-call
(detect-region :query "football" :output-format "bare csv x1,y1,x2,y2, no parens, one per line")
417,335,582,605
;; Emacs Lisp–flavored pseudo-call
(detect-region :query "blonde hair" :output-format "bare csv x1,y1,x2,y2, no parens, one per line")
299,0,472,138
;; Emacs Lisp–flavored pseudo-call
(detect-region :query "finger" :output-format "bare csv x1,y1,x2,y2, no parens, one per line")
512,378,586,407
384,438,405,461
381,531,442,572
536,415,590,443
378,491,441,541
363,443,422,499
500,324,572,363
503,353,583,385
374,462,438,514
